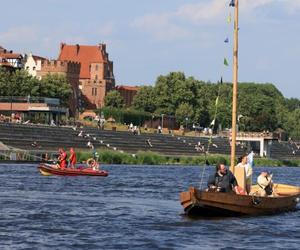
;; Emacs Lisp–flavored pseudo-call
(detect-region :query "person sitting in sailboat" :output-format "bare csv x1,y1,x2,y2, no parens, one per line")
236,152,253,194
207,163,239,193
257,171,274,197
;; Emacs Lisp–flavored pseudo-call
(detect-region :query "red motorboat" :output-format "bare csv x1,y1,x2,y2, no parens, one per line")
38,163,109,177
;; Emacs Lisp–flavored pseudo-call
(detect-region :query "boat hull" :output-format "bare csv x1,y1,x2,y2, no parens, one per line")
38,163,108,177
180,185,300,217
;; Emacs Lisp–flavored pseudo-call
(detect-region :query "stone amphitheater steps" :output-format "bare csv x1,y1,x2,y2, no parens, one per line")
269,141,300,160
1,123,299,159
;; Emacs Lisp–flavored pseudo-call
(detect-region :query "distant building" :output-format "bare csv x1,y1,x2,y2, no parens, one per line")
58,43,115,109
115,85,139,107
0,96,68,124
0,46,23,71
36,60,81,116
23,53,46,77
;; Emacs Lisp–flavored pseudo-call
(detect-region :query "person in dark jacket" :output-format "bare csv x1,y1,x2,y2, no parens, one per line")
207,163,238,193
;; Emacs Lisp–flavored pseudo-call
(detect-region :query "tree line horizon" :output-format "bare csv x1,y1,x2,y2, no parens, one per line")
1,68,299,139
106,72,300,139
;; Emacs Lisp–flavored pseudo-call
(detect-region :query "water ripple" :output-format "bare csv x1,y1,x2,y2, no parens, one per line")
0,164,299,249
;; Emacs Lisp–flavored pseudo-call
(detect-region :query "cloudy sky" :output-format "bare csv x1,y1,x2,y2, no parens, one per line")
1,0,300,98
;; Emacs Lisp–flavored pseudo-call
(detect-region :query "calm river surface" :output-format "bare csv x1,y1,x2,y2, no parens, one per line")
0,164,299,249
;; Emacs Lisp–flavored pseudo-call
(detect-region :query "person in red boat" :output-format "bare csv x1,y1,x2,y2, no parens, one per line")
68,147,77,168
58,148,67,169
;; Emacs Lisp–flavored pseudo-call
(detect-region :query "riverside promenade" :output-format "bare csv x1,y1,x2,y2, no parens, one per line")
0,122,299,162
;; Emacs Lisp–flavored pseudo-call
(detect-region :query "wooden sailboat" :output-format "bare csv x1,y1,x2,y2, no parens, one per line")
179,0,300,217
180,184,300,216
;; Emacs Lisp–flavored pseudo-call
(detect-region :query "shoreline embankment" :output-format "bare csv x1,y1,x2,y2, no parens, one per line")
1,150,299,167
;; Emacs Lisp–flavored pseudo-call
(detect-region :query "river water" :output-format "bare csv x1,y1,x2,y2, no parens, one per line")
0,164,299,249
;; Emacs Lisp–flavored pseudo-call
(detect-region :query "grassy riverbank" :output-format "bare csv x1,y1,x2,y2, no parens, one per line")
76,150,300,167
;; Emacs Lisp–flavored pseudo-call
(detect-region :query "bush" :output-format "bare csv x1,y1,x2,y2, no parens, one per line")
74,149,300,167
96,107,153,126
136,151,165,165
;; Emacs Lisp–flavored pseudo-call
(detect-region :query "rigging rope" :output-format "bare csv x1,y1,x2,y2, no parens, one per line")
199,0,233,190
199,80,222,190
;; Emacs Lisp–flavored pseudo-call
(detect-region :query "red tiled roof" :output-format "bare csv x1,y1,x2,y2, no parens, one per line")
0,102,48,111
58,43,107,79
0,53,22,59
115,85,139,91
0,61,13,67
32,55,46,61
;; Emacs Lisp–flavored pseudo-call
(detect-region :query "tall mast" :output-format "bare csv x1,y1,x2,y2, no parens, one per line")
230,0,239,172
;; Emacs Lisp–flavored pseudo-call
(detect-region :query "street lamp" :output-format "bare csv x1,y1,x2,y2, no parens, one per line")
237,114,244,132
161,114,165,132
185,117,188,130
10,95,13,120
151,115,154,128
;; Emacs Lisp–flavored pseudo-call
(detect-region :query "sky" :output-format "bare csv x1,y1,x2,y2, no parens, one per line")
1,0,300,99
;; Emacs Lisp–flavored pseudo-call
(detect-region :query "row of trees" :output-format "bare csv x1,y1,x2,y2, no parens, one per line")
0,67,71,105
131,72,300,138
2,67,299,139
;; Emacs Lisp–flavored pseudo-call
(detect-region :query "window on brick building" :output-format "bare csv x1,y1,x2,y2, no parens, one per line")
92,88,98,96
95,64,98,71
95,74,98,80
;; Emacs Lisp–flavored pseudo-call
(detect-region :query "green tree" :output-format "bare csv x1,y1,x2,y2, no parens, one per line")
237,83,283,131
10,69,39,96
0,66,10,96
284,109,300,139
215,84,232,129
154,72,186,114
0,68,43,100
175,102,194,125
154,72,200,123
194,83,215,127
40,74,72,106
132,86,156,113
104,90,124,108
285,98,300,111
0,69,71,106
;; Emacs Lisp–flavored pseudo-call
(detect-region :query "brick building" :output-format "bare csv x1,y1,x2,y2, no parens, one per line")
115,85,139,107
36,60,81,116
58,43,115,109
0,97,68,124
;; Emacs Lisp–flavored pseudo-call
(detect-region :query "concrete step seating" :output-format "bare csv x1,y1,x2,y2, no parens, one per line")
0,123,94,151
1,123,298,159
270,140,300,160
